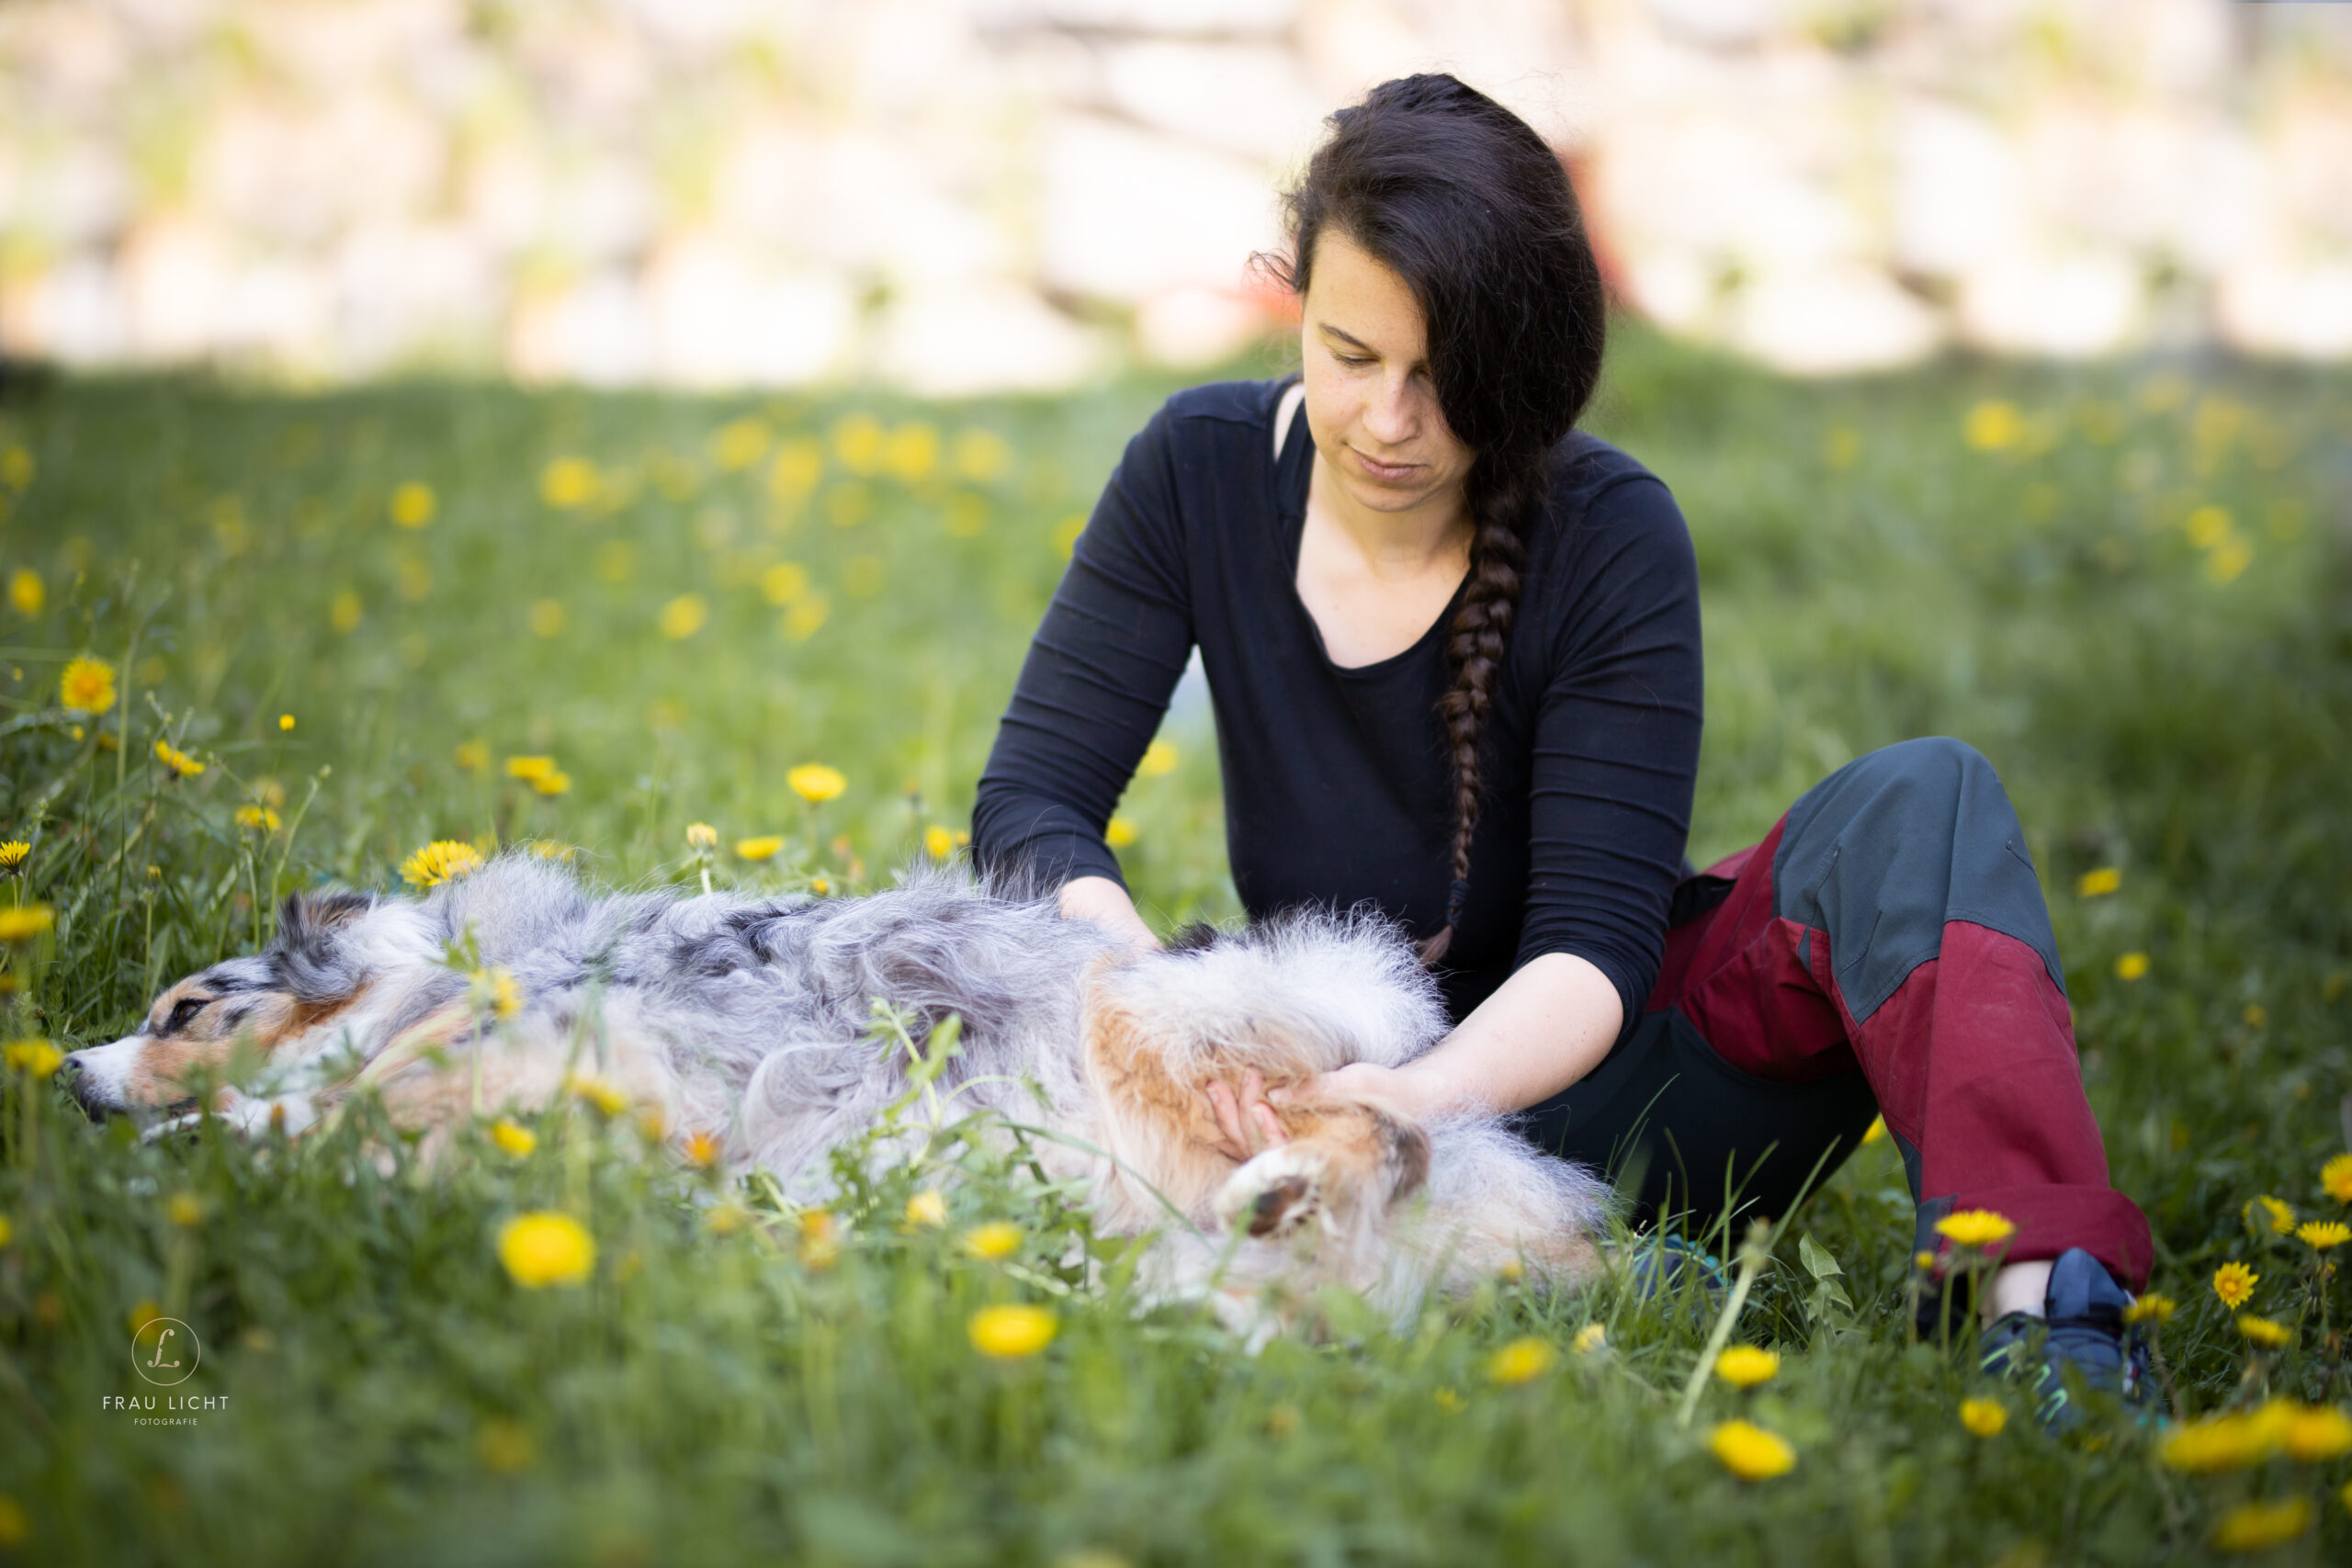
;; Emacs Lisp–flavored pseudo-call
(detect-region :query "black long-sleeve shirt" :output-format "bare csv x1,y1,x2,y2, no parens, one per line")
973,377,1703,1030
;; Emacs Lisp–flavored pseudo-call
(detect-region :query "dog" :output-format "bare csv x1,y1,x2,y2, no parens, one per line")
61,857,1608,1327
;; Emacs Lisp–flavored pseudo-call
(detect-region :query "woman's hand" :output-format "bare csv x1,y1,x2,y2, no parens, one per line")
1203,1062,1453,1163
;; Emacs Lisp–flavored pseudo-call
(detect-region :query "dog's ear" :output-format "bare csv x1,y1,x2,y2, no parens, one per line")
270,891,376,1000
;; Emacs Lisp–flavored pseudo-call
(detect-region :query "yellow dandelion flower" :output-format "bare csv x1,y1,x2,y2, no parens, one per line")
1487,1337,1557,1386
330,591,362,633
2244,1002,2267,1028
808,874,831,897
1104,816,1138,849
2115,952,2149,981
2298,1221,2350,1251
2324,1153,2352,1204
951,428,1012,482
489,1119,537,1156
60,655,116,713
5,1039,62,1077
761,562,810,606
682,1129,723,1168
401,840,484,888
2213,1261,2258,1309
505,755,554,783
531,772,571,797
923,824,956,859
278,713,295,731
1959,1398,2007,1437
2162,1409,2284,1472
1713,1346,1779,1389
768,440,822,502
684,822,718,851
1935,1210,2017,1249
883,422,939,482
787,763,846,804
2249,1196,2297,1235
527,599,564,637
477,1418,534,1474
0,841,26,874
127,1299,164,1335
2211,1496,2311,1553
1963,400,2024,453
658,594,708,640
0,907,55,945
0,1214,12,1247
539,457,599,510
1138,739,1179,777
782,592,830,642
451,741,486,772
234,805,280,831
963,1221,1022,1260
154,739,203,778
968,1303,1057,1359
2238,1314,2293,1348
905,1190,948,1229
2122,1293,2177,1325
389,481,436,528
1572,1323,1607,1355
712,417,770,472
565,1073,627,1118
798,1209,841,1269
1860,1114,1886,1145
8,567,43,615
166,1192,202,1228
1709,1419,1796,1480
475,965,521,1021
2285,1405,2352,1462
2075,867,2120,898
497,1212,595,1288
736,835,783,862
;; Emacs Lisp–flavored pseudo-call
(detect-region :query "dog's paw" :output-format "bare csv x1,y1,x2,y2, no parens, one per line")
1216,1145,1329,1239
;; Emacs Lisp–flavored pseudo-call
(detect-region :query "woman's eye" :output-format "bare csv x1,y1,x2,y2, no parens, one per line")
1335,354,1373,367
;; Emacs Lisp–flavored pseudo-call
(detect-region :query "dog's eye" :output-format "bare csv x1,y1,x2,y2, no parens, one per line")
165,997,209,1032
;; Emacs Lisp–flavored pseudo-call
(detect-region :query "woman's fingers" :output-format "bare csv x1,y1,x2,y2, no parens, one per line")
1204,1077,1251,1161
1203,1073,1289,1162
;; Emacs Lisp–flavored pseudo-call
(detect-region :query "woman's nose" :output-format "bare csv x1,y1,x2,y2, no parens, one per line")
1361,377,1420,447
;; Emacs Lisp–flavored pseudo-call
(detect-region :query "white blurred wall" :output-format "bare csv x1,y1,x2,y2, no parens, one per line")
0,0,2345,391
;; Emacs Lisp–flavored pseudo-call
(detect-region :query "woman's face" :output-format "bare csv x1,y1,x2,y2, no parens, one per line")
1298,228,1474,521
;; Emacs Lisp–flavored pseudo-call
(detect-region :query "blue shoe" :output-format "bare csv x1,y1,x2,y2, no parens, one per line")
1624,1232,1730,1303
1977,1247,2154,1431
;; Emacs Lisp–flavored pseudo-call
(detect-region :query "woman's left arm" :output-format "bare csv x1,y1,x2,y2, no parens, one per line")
1209,468,1702,1156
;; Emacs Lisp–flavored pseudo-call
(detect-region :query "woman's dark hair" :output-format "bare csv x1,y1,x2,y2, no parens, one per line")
1270,73,1609,964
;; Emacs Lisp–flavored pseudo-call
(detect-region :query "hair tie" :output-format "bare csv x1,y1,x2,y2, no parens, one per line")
1445,877,1469,926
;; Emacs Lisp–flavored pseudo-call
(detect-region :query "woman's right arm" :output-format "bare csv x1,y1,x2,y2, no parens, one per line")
971,408,1193,942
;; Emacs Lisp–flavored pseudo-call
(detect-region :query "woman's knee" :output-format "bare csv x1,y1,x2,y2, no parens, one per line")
1774,735,2058,1019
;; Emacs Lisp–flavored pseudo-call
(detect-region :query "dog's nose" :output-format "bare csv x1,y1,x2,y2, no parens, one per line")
55,1055,107,1118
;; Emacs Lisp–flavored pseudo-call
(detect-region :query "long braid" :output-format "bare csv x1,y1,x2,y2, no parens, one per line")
1419,457,1540,966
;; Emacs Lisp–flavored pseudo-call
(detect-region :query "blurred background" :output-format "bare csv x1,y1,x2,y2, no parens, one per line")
2,0,2348,393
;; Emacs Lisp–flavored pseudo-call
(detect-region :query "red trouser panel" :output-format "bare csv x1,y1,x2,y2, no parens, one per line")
1649,818,2154,1288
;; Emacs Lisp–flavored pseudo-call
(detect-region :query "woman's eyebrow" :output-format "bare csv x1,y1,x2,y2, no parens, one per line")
1317,322,1376,353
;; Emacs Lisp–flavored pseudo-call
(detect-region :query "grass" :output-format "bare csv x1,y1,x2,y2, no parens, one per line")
1,328,2349,1563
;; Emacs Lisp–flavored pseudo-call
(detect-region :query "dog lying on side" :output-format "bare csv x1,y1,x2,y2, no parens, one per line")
61,857,1608,1325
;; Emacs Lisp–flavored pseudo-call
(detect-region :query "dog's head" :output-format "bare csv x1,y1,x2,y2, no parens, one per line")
62,890,423,1120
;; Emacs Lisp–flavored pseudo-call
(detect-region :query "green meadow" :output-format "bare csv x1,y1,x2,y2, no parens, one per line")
1,331,2348,1563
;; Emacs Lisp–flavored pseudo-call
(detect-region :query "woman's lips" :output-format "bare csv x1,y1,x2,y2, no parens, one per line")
1352,448,1420,483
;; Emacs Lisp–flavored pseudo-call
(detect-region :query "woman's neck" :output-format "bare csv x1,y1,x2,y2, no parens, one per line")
1306,448,1474,576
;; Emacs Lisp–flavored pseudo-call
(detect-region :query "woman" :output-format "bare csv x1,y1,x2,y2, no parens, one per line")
973,75,2150,1416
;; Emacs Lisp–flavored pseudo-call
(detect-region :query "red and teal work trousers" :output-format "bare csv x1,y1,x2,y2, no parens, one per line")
1521,737,2152,1290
